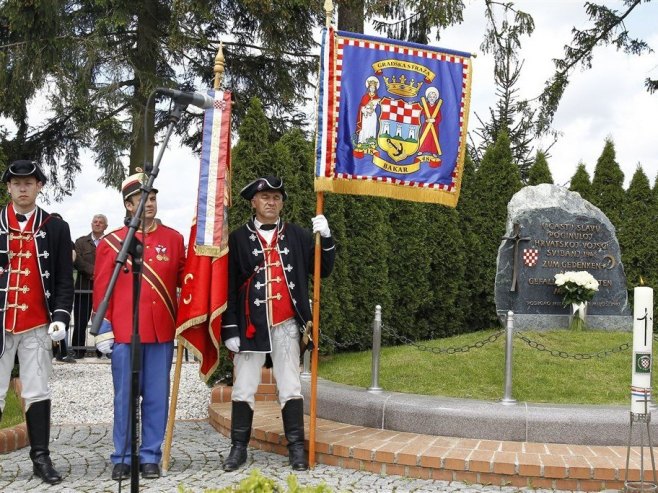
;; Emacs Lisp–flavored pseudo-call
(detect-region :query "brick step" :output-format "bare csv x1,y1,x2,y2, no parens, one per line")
208,398,658,492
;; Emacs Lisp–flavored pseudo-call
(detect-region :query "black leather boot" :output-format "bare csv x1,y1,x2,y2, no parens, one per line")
282,399,308,471
26,400,62,485
222,401,253,472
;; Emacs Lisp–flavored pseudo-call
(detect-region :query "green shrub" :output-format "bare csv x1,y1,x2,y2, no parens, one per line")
178,469,334,493
0,387,24,429
206,345,234,388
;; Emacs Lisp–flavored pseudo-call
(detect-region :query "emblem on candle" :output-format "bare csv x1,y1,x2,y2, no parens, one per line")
635,353,652,373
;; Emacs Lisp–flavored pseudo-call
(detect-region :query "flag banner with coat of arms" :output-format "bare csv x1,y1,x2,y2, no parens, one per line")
315,28,473,207
175,89,231,381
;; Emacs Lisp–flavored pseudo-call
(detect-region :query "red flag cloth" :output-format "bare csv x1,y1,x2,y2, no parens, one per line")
175,222,227,381
176,89,231,382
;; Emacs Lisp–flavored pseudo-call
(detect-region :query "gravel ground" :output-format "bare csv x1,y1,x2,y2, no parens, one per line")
4,358,585,492
50,357,211,425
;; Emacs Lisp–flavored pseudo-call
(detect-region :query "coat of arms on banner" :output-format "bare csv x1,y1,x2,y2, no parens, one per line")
355,74,442,172
315,28,473,206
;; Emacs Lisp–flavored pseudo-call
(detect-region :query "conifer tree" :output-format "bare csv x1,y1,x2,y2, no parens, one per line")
456,153,479,331
569,162,593,202
275,129,315,227
620,166,656,293
388,200,434,340
338,195,394,349
650,173,658,289
319,192,352,351
230,98,275,228
527,151,554,185
590,138,625,228
276,128,352,350
0,0,321,193
419,205,466,337
652,173,658,224
467,132,522,329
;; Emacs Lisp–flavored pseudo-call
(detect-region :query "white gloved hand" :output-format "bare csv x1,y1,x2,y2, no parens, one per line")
48,321,67,342
95,319,114,354
225,337,240,353
96,338,114,355
312,215,331,238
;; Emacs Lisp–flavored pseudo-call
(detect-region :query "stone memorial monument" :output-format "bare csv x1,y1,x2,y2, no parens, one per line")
495,184,631,330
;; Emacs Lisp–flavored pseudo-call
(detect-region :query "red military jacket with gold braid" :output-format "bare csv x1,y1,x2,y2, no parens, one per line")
221,217,335,353
92,223,185,344
0,205,74,357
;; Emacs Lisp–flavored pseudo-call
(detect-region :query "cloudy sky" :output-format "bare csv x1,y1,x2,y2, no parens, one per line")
32,0,658,241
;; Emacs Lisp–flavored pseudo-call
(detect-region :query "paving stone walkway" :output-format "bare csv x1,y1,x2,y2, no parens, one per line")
0,420,590,493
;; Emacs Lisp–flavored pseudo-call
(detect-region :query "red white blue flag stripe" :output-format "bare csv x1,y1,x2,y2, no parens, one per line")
196,89,231,255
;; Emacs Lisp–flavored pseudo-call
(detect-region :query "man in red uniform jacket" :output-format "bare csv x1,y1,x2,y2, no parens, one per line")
92,172,185,481
0,160,73,485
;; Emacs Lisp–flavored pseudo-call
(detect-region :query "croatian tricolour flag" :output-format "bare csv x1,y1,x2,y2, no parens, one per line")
195,89,231,255
175,89,231,381
315,28,473,207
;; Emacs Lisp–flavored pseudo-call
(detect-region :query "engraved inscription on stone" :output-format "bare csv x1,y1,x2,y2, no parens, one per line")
495,185,630,322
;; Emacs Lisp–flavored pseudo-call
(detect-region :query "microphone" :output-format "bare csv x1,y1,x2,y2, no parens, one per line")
156,88,214,110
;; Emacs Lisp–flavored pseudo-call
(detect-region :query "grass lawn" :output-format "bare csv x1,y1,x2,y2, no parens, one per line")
0,387,24,429
318,329,638,405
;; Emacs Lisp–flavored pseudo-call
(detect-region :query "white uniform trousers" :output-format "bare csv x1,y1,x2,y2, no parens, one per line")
232,318,302,409
0,325,53,411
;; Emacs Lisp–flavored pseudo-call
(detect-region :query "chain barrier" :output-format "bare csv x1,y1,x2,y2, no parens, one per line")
319,332,360,350
322,323,631,360
381,323,505,354
516,332,630,360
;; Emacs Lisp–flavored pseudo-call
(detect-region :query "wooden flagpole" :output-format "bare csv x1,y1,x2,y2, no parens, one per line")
309,0,333,470
162,43,226,474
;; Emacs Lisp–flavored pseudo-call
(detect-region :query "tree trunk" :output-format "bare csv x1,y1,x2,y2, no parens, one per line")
129,0,158,174
337,0,364,33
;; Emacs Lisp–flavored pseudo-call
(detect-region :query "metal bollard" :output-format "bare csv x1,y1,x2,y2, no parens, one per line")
367,305,383,393
300,348,311,380
501,310,516,405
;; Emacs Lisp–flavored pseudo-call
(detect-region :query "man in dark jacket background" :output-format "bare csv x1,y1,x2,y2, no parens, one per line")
73,214,108,358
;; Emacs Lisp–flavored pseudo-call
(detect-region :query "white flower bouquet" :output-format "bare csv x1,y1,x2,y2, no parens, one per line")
554,271,599,330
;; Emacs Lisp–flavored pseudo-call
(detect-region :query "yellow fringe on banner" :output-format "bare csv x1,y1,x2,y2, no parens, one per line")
194,245,228,257
314,54,474,209
315,177,459,207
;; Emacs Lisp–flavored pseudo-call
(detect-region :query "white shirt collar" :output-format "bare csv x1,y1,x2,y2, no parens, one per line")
253,218,278,243
17,208,36,222
15,208,36,232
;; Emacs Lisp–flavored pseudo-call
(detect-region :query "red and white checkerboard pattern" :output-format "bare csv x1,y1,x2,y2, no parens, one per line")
380,98,422,126
523,248,539,267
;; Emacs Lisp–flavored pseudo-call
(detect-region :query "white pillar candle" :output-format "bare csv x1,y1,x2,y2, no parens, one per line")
631,286,653,414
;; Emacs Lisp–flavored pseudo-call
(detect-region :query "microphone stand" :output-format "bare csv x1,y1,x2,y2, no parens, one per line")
90,101,186,493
